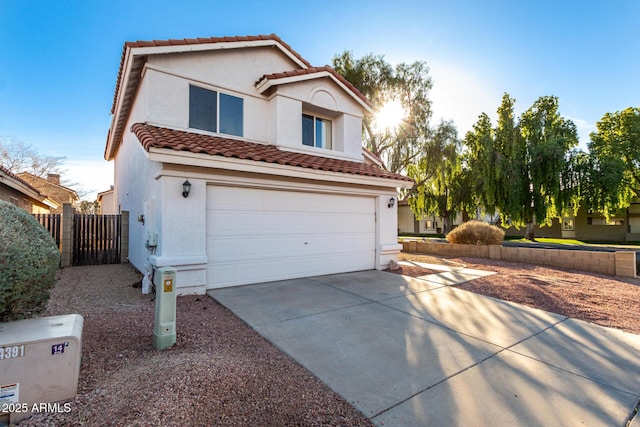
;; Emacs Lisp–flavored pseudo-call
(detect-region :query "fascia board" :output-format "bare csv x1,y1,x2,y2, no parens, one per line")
256,71,374,114
43,198,59,209
106,47,135,160
130,39,309,69
147,148,412,189
362,149,385,168
106,39,310,160
2,179,42,201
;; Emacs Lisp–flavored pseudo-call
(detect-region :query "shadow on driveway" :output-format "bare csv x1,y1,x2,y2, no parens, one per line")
209,270,640,426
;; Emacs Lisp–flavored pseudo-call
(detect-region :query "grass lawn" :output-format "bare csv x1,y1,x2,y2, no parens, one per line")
505,237,587,245
505,237,640,247
401,235,640,248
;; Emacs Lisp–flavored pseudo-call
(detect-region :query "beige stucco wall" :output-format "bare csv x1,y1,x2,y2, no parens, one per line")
113,43,401,294
138,48,365,162
0,184,50,213
397,205,416,233
115,73,163,275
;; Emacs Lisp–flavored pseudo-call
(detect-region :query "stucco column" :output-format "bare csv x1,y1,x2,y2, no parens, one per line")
377,194,403,269
60,203,74,267
120,210,129,263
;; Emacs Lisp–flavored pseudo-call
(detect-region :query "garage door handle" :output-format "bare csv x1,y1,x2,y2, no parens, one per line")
304,242,308,245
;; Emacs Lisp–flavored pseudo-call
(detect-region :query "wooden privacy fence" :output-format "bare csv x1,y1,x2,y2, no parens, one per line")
73,214,121,266
33,204,129,267
33,213,61,248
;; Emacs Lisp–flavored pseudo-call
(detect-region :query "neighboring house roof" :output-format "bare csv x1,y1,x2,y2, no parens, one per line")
16,172,79,202
106,34,371,161
97,187,114,201
132,123,414,184
0,166,58,209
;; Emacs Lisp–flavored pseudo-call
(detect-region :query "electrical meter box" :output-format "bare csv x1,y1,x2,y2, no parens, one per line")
153,267,177,350
0,314,83,424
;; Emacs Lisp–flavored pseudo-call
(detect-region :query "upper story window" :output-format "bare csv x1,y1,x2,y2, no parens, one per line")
302,114,332,149
189,85,243,137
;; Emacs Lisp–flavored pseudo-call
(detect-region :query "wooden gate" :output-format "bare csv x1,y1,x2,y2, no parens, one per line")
72,214,121,266
33,213,62,248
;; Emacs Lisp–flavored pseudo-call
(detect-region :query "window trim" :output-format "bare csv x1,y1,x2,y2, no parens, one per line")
189,84,244,137
302,113,333,150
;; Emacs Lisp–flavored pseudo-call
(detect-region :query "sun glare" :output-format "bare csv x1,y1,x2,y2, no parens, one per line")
375,100,406,131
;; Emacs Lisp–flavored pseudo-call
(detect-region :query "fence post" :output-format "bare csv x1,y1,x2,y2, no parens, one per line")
60,203,74,267
120,211,129,263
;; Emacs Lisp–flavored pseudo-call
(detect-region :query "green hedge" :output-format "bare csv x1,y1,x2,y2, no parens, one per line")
0,200,60,321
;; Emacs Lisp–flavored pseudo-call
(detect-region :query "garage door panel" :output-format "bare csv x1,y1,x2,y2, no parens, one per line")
208,213,375,237
210,232,374,261
206,186,376,288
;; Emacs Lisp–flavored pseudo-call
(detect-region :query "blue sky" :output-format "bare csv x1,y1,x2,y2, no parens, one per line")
1,0,638,200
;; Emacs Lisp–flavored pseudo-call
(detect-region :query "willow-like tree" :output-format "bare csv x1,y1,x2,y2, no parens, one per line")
464,94,578,240
518,96,578,239
407,121,464,234
587,107,640,217
332,51,433,173
465,94,526,221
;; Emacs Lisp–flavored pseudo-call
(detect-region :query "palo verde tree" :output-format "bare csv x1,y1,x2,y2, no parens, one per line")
587,107,640,217
332,51,433,174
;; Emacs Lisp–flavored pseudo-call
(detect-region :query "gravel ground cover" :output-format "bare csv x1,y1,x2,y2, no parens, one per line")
16,254,640,425
18,264,373,427
400,252,640,335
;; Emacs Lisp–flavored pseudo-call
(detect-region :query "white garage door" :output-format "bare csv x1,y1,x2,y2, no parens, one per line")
206,186,376,288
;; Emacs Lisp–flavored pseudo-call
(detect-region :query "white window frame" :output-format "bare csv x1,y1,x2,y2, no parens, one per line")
562,217,575,231
189,84,244,137
302,113,333,150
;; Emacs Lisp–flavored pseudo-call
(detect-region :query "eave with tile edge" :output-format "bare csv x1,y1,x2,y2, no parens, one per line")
255,66,374,113
0,166,59,210
105,34,372,162
132,123,414,189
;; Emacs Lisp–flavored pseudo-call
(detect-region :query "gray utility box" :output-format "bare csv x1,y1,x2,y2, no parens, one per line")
153,267,177,350
0,314,83,425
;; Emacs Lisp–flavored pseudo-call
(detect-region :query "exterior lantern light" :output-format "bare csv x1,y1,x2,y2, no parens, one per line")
388,197,395,208
182,180,191,198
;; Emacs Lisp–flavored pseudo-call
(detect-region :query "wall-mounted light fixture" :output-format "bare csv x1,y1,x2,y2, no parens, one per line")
182,180,191,198
137,214,145,225
388,197,395,208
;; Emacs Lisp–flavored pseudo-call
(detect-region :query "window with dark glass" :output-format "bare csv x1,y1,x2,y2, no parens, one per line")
302,114,332,149
189,85,243,137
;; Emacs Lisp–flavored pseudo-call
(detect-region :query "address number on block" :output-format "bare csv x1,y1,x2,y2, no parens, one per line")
0,345,25,360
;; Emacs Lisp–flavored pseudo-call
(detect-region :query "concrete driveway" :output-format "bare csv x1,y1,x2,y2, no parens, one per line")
209,270,640,426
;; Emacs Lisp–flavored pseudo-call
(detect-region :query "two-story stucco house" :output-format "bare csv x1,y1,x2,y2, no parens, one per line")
105,34,412,294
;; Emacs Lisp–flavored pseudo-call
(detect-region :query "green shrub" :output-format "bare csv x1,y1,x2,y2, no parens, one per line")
446,220,505,245
0,200,60,321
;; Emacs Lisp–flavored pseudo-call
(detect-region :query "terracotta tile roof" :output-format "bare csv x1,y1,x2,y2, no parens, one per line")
0,165,46,197
111,34,310,115
255,66,372,109
124,34,311,66
131,123,413,183
106,34,375,163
